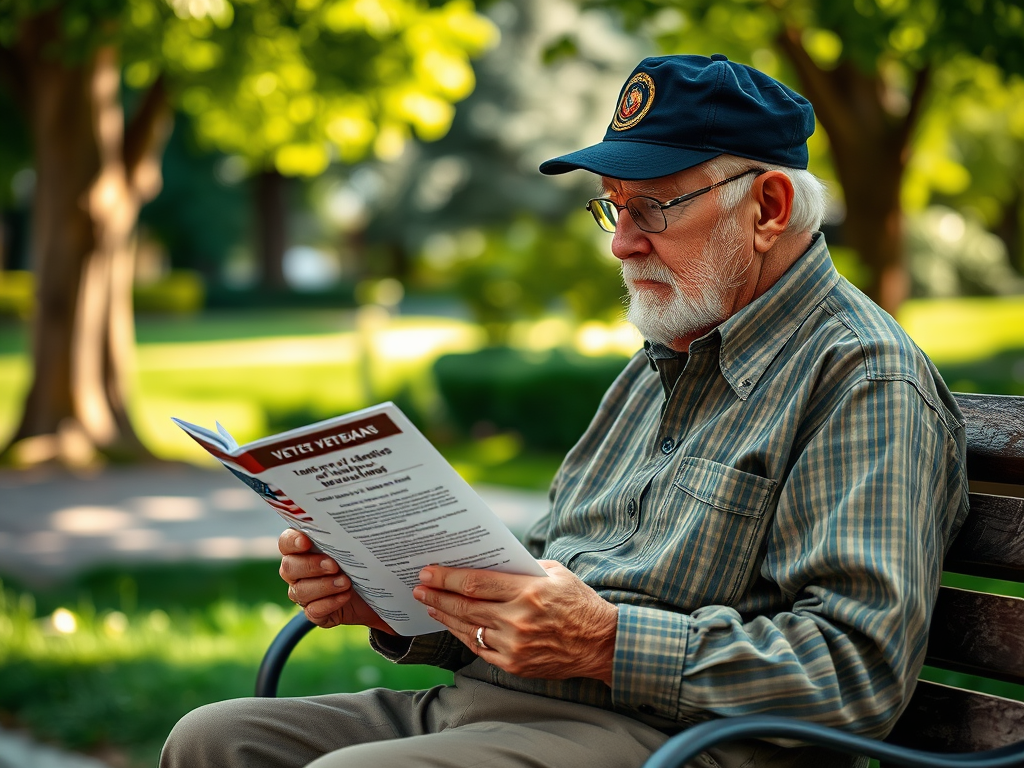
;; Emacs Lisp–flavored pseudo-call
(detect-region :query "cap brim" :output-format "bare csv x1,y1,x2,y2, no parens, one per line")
539,140,721,180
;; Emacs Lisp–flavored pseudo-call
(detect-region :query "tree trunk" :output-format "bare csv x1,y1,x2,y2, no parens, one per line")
2,13,171,466
777,27,929,316
994,188,1023,275
255,169,289,289
828,110,908,314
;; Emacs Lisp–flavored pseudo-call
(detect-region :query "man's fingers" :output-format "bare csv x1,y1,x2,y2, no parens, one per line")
304,591,353,622
289,574,349,605
280,553,340,583
418,565,525,600
278,529,312,555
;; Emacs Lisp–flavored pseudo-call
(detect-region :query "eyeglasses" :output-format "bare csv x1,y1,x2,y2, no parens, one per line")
585,168,764,233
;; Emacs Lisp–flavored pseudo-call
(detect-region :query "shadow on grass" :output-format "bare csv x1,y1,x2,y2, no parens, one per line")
0,560,452,768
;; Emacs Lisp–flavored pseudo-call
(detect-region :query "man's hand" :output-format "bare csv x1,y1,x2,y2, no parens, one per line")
412,560,618,685
278,530,395,634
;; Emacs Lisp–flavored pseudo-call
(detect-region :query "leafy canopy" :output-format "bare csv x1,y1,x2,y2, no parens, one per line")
0,0,499,175
595,0,1024,218
606,0,1024,75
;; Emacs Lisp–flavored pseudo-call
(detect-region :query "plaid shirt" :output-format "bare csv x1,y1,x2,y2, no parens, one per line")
373,234,969,740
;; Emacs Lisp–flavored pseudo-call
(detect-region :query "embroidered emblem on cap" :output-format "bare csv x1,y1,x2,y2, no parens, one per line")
611,72,655,132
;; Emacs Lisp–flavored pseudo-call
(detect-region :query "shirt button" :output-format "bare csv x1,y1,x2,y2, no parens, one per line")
660,437,675,454
626,499,637,518
638,704,657,715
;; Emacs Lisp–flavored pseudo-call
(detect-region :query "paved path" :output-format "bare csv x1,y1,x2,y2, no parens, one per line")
0,464,549,586
0,727,111,768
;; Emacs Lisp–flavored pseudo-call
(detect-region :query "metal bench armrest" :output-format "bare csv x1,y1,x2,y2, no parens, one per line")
255,612,317,697
642,715,1024,768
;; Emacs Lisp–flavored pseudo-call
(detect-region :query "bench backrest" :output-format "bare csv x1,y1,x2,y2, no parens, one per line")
885,393,1024,753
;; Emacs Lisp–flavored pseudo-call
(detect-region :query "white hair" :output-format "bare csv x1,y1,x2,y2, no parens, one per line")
699,154,829,234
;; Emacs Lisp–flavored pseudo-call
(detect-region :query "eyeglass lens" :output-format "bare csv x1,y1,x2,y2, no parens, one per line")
589,200,618,232
628,197,664,232
588,197,666,233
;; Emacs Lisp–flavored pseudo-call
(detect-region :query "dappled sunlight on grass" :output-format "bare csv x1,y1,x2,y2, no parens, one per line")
0,578,452,767
134,397,268,464
897,296,1024,364
132,315,484,460
0,353,28,441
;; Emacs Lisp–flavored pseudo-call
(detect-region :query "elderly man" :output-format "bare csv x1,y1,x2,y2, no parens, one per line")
162,55,968,768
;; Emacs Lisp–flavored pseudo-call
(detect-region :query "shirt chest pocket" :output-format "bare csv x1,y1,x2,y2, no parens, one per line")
637,457,778,608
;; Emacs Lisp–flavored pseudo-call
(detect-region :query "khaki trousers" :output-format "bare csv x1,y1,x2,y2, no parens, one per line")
160,672,866,768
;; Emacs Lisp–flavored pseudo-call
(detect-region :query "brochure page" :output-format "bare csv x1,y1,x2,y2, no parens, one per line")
174,402,546,635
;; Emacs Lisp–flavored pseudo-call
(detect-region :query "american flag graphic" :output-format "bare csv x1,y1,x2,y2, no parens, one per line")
224,464,315,522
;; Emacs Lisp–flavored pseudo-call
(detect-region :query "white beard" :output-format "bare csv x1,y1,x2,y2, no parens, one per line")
623,215,748,347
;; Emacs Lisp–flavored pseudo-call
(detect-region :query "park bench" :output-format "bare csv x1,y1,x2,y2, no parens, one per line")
256,391,1024,767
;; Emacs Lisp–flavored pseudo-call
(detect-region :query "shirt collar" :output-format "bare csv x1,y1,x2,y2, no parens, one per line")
644,341,688,397
714,232,840,400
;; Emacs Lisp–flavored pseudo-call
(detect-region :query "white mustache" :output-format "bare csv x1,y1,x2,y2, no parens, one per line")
621,258,676,284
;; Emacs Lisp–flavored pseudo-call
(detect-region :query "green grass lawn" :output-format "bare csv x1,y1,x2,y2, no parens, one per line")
0,563,452,767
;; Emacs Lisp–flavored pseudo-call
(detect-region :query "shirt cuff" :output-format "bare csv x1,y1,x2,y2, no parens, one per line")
611,604,690,721
369,628,466,668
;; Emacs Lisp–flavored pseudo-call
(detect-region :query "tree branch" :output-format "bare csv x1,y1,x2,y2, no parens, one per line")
123,75,172,202
897,64,931,158
774,24,857,150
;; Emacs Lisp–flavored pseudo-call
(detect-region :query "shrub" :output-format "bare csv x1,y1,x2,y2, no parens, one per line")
0,270,33,319
133,271,206,314
432,346,629,452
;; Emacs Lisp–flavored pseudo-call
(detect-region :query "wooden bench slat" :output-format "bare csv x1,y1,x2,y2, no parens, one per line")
956,394,1024,486
926,586,1024,684
884,680,1024,753
943,493,1024,581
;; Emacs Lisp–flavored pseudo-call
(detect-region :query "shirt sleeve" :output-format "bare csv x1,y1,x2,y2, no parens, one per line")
611,377,968,738
369,627,475,670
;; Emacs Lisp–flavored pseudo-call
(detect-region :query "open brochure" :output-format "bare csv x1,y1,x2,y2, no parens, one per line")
172,402,546,636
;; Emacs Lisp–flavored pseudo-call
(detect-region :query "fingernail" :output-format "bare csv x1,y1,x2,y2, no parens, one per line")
333,576,348,588
419,569,432,584
320,559,334,571
426,607,437,617
413,586,426,601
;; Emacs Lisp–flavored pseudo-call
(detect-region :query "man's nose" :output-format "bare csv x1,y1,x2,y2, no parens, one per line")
610,212,654,261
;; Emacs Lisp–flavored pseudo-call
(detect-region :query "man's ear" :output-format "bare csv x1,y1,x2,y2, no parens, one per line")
751,171,794,253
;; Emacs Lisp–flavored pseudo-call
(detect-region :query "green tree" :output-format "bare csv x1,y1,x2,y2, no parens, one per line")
0,0,495,464
317,0,648,336
593,0,1024,314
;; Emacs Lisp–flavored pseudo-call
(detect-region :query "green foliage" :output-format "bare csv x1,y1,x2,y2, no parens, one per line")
138,113,252,277
603,0,1024,77
0,0,499,177
160,0,498,174
417,211,625,343
433,346,629,452
905,55,1024,242
0,269,208,316
906,206,1024,298
133,270,207,313
0,270,32,319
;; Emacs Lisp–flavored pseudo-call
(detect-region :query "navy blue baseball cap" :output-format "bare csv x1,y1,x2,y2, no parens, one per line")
539,54,815,180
